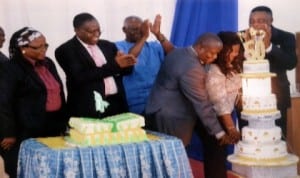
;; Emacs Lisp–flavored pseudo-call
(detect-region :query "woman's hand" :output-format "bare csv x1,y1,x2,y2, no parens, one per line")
1,137,16,150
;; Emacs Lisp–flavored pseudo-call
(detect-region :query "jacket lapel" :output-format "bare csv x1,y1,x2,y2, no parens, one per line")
72,37,97,67
18,59,45,87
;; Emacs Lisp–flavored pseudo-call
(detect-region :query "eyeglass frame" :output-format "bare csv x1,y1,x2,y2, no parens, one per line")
25,43,49,50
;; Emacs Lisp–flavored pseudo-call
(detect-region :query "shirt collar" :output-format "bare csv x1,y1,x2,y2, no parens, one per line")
24,57,47,67
190,46,204,65
25,57,37,66
77,36,91,49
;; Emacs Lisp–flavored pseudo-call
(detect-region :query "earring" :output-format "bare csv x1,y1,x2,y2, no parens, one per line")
22,50,26,54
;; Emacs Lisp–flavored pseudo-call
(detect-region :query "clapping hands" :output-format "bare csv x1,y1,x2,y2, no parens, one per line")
140,19,150,40
150,14,161,37
115,51,136,68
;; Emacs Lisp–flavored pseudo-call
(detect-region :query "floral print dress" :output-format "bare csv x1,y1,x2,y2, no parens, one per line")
206,64,242,116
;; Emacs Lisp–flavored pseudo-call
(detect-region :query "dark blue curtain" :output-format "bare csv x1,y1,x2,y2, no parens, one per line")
170,0,238,47
169,0,238,161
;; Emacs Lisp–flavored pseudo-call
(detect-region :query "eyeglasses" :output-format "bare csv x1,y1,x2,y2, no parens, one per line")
26,43,49,50
125,27,140,34
82,28,102,36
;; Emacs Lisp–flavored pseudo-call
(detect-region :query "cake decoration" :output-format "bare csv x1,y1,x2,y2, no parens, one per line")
227,28,299,177
67,113,148,146
65,91,148,146
94,91,109,113
237,27,266,60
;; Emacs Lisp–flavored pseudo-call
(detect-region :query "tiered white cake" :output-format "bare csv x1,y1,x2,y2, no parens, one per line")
228,29,299,178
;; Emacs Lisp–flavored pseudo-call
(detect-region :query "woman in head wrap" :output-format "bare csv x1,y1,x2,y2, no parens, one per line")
0,27,68,178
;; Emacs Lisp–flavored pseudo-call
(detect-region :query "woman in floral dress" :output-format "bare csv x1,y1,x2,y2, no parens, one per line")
206,31,245,169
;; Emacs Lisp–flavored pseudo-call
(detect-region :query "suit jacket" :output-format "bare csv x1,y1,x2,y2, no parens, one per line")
0,52,8,62
55,37,132,118
0,57,68,140
267,26,297,109
145,47,223,146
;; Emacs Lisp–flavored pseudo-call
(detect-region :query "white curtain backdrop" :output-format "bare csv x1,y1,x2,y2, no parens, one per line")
1,0,299,93
0,0,176,90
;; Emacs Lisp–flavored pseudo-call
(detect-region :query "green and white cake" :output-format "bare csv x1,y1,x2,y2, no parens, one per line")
68,113,147,146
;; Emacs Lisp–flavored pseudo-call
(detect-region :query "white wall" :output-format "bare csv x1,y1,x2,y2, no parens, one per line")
238,0,300,94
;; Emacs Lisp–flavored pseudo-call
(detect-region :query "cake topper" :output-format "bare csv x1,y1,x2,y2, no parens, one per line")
237,27,266,60
94,91,109,113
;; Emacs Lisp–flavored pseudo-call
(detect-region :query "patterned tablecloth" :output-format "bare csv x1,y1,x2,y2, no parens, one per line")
17,131,193,178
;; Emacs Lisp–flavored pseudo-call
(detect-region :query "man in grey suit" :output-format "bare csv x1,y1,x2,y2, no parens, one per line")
145,33,240,178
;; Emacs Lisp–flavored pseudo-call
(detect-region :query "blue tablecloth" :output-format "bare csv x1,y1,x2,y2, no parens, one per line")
17,131,193,178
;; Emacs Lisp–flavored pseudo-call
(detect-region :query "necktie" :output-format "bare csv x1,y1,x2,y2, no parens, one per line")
88,45,117,95
88,45,106,66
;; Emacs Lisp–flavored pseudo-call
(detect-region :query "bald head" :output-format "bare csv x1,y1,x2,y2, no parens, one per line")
193,33,223,64
123,16,143,27
122,15,144,42
193,32,223,48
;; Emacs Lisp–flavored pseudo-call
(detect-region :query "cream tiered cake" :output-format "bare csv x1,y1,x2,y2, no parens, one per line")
241,59,280,121
228,28,299,178
68,112,148,146
236,59,287,160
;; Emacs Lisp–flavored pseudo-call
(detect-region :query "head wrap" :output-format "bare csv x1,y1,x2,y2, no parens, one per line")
9,27,43,58
16,27,42,47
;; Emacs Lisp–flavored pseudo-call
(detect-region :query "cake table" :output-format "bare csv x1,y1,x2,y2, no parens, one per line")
17,131,193,178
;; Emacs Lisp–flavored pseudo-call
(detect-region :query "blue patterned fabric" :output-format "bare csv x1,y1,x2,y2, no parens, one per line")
17,132,193,178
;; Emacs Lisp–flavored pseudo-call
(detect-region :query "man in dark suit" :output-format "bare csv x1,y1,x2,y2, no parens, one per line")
55,13,136,118
0,26,9,61
247,6,297,138
145,33,240,178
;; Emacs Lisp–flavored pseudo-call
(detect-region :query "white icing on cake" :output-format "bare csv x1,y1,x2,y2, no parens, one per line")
242,94,277,111
68,113,147,146
241,110,281,120
242,126,281,144
228,30,299,178
69,117,113,134
236,141,287,160
69,128,147,145
243,59,269,74
234,58,287,160
247,119,276,129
